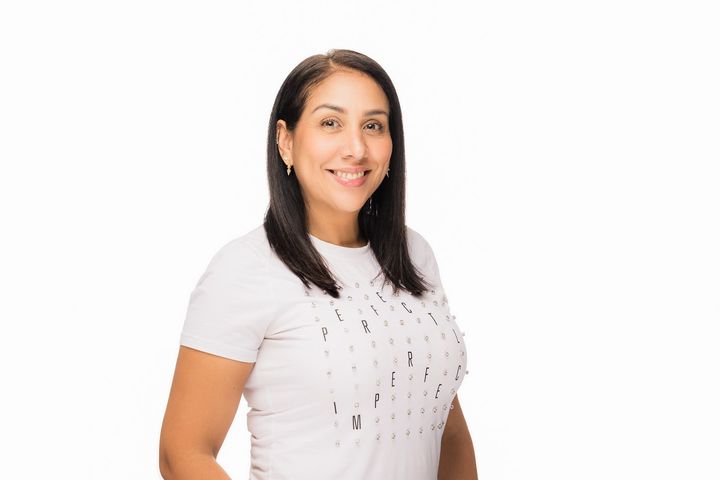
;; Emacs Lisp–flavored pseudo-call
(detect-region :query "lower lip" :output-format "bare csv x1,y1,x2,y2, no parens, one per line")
327,170,370,187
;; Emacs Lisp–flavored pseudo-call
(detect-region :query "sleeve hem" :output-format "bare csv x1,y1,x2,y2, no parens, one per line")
179,332,258,363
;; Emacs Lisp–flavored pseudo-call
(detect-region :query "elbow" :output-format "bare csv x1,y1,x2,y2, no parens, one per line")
159,448,176,480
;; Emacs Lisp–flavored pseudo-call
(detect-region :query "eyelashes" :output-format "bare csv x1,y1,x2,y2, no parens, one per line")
321,118,386,132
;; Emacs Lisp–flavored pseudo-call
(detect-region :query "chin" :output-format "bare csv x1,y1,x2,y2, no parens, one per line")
330,199,368,214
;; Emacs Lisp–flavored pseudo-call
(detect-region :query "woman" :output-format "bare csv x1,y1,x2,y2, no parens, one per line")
159,49,477,480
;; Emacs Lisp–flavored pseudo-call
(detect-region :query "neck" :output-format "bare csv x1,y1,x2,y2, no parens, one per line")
306,207,366,248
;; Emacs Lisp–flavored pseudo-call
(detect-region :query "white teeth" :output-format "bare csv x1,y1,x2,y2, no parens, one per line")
333,170,365,180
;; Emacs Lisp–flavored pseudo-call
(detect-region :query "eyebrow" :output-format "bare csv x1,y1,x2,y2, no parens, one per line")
311,103,389,117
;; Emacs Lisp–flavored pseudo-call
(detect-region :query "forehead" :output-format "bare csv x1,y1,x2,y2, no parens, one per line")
305,70,389,113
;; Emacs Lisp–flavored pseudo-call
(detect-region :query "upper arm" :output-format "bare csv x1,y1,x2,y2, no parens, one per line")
179,238,277,363
161,235,274,470
442,393,469,440
160,345,255,468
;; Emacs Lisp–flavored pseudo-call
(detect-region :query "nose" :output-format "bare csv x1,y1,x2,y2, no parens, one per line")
342,125,369,161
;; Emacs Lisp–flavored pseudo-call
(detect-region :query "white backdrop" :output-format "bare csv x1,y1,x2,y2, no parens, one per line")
1,1,718,478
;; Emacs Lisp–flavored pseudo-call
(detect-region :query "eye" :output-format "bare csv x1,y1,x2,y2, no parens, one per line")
321,118,340,128
366,121,385,132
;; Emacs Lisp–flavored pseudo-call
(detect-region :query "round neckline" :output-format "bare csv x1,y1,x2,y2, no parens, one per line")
308,232,372,259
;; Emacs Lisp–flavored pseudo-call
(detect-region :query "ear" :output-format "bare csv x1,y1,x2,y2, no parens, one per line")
276,120,293,166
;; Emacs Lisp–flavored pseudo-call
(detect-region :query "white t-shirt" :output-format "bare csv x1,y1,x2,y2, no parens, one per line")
179,224,468,480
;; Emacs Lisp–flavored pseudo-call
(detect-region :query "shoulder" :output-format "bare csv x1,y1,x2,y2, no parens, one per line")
201,224,272,279
405,225,440,280
405,225,434,259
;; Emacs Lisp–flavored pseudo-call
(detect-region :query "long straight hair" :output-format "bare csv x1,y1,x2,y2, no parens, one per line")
263,48,432,299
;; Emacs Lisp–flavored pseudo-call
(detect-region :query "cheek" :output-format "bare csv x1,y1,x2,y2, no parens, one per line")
373,138,393,161
301,137,336,162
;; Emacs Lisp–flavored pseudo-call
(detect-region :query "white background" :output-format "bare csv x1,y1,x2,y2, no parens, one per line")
1,1,718,478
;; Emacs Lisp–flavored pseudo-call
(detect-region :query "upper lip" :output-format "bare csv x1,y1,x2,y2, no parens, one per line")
327,167,371,173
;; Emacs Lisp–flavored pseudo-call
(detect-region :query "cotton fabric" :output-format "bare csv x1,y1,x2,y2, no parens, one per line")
179,224,468,479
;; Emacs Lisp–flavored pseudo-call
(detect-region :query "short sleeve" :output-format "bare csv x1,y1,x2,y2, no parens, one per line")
406,226,447,297
179,238,275,363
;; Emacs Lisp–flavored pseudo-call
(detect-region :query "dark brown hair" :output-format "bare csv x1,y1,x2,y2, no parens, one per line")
263,48,432,299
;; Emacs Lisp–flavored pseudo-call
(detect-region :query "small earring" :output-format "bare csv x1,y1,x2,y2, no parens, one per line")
287,164,292,176
386,167,390,178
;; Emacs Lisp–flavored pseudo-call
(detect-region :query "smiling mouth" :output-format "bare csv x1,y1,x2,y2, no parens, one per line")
326,169,372,176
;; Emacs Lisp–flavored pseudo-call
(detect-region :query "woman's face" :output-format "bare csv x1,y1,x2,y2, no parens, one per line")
277,69,392,222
